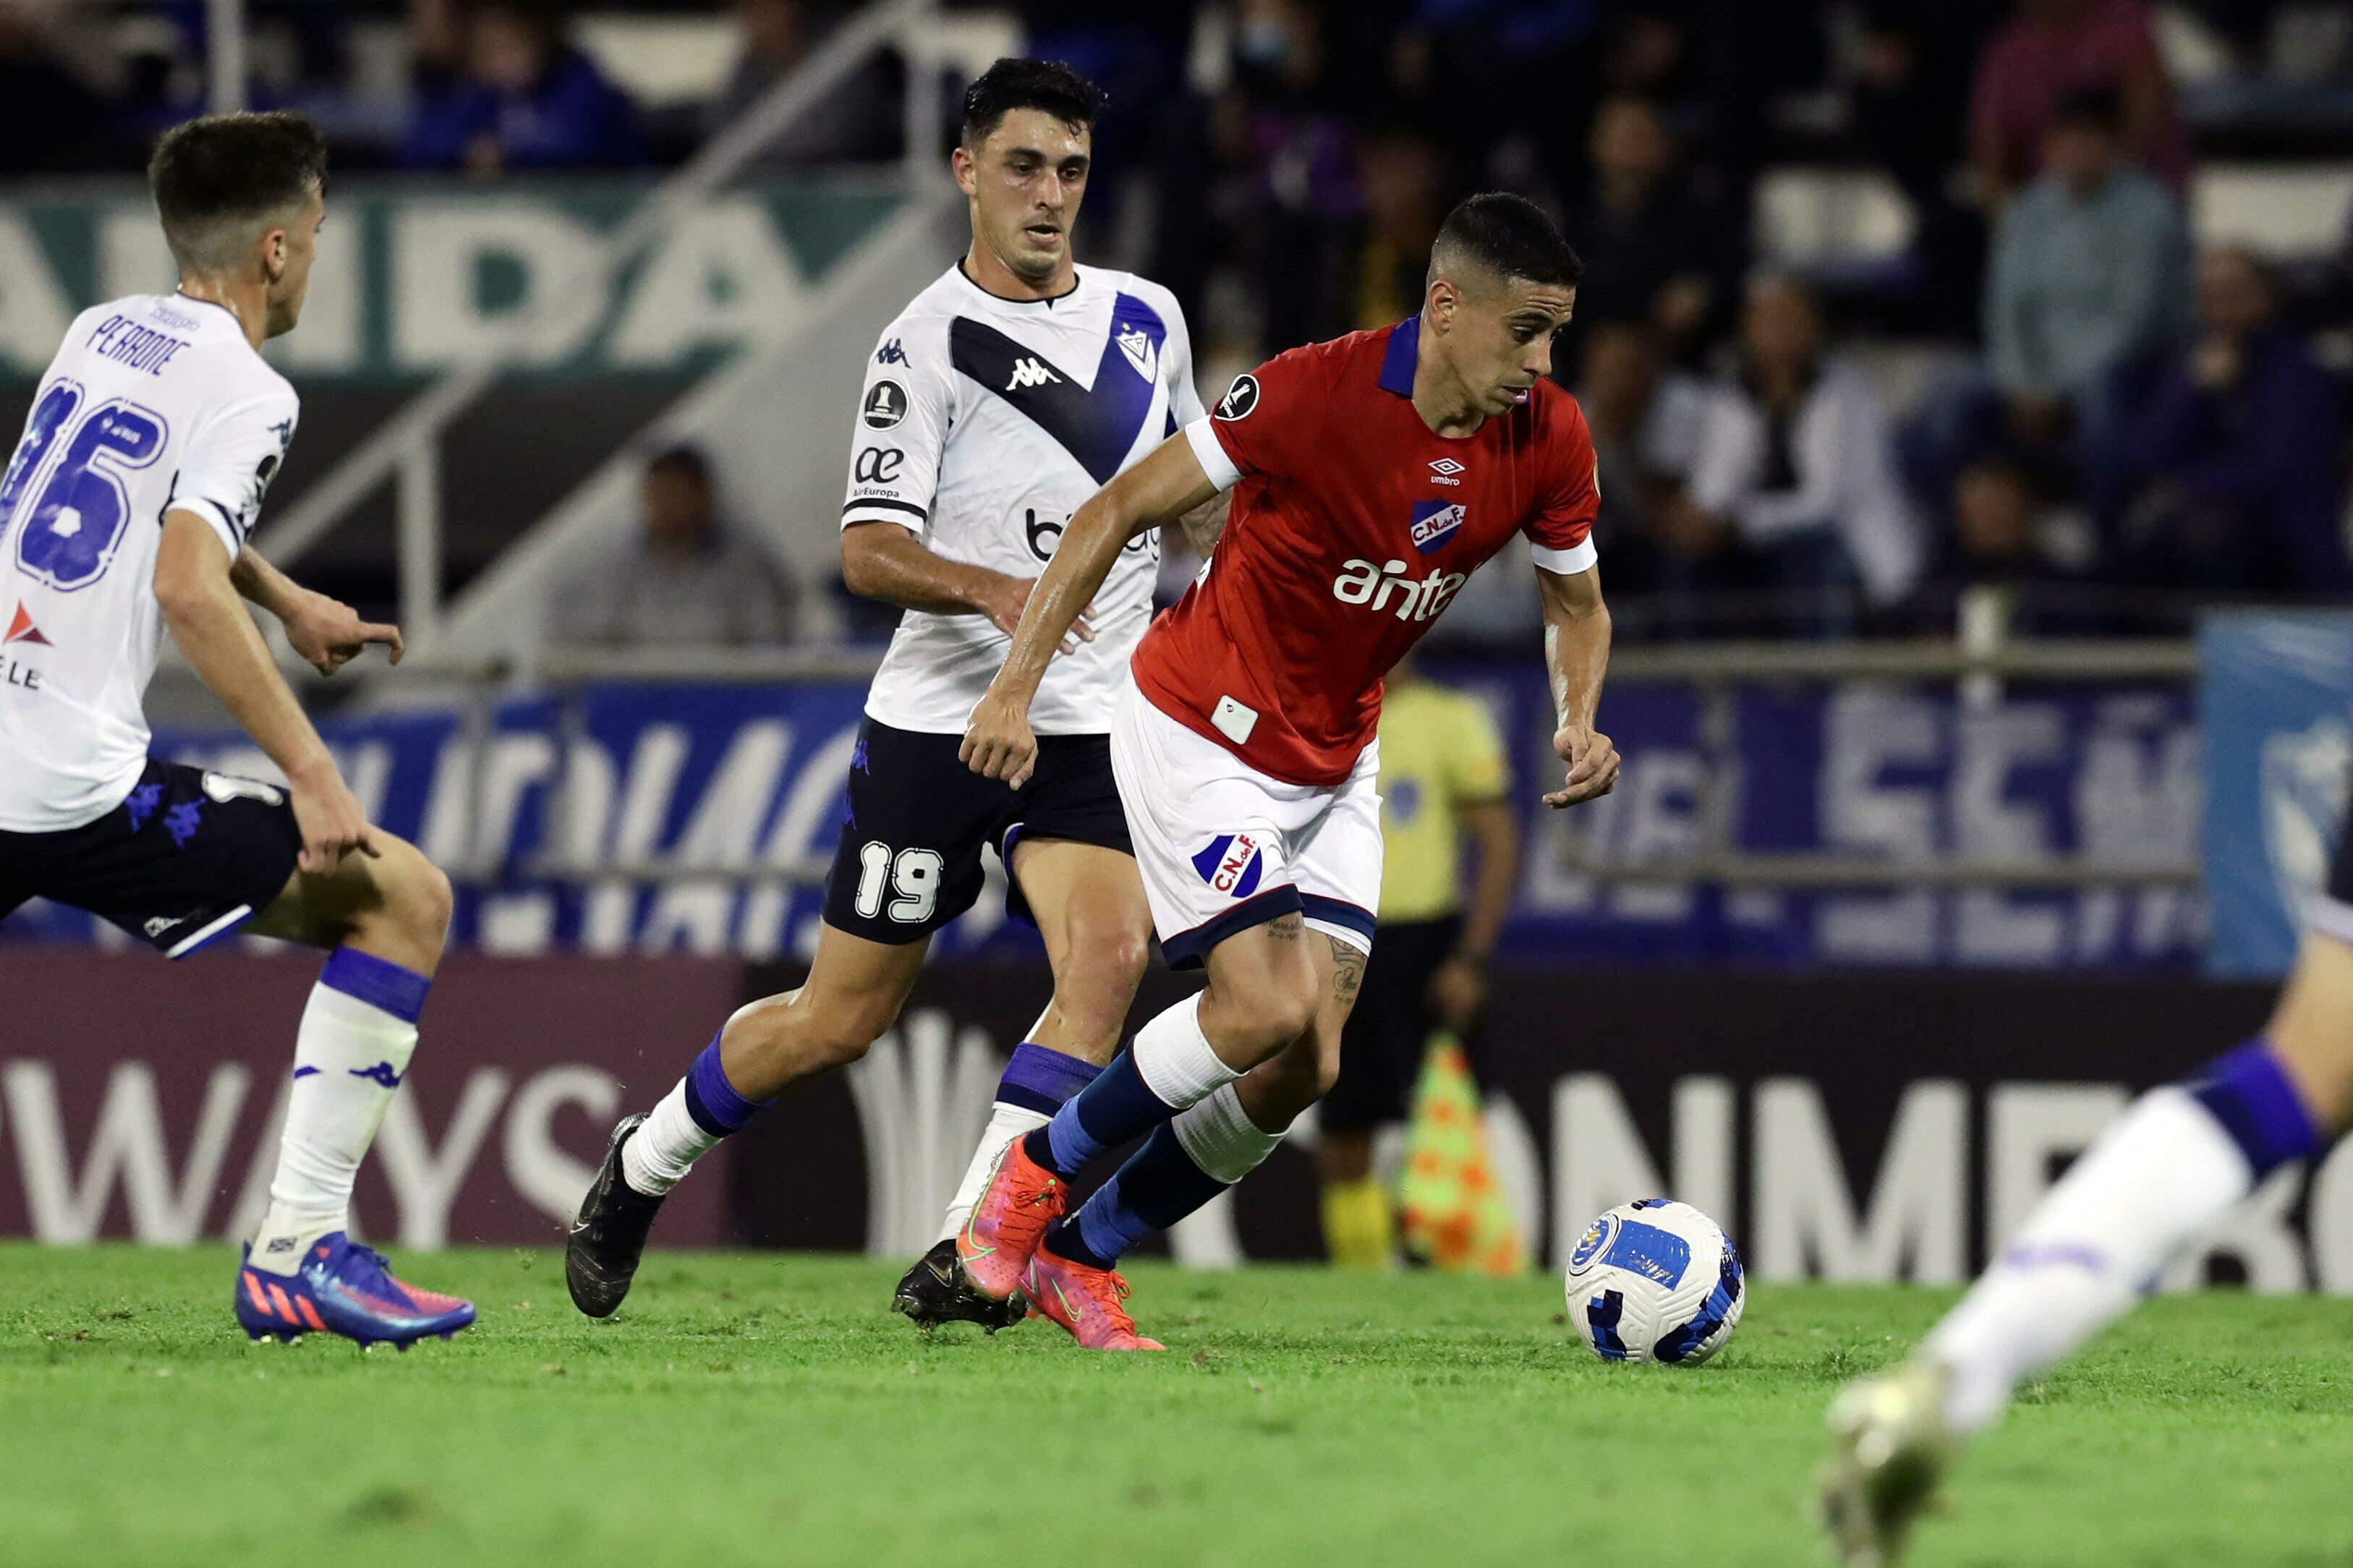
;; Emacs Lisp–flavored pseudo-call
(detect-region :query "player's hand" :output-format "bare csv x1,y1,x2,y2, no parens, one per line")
281,589,403,676
980,576,1096,655
1425,953,1489,1036
288,767,380,873
1545,723,1619,809
961,688,1040,788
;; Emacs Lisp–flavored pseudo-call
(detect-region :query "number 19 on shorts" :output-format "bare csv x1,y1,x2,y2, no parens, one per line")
854,841,942,924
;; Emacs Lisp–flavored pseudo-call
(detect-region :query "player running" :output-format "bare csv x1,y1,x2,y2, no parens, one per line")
1821,823,2353,1561
0,112,472,1348
955,193,1619,1349
566,59,1213,1333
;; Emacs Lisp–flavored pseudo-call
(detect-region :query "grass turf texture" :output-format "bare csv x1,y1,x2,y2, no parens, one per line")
3,1248,2349,1568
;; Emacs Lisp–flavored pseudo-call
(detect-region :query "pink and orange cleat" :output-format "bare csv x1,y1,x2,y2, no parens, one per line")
1023,1243,1163,1352
956,1138,1065,1301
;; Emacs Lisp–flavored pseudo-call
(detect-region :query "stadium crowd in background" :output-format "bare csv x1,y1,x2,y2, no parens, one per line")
6,0,2353,642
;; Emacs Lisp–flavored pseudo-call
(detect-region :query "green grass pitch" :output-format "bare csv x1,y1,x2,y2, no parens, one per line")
3,1245,2349,1567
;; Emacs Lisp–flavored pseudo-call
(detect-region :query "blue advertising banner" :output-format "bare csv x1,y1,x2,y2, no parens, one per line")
2,669,2203,969
2199,612,2353,979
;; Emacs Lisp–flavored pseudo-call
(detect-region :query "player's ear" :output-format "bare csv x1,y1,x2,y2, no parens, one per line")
1425,277,1457,332
950,145,979,199
260,225,287,284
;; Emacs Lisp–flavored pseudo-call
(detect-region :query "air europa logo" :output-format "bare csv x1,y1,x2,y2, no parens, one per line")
1331,558,1469,622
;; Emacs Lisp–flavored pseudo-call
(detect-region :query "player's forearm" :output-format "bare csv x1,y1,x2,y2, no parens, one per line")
840,525,1019,617
1458,804,1521,963
227,547,303,620
1541,595,1611,730
994,491,1132,695
161,563,338,788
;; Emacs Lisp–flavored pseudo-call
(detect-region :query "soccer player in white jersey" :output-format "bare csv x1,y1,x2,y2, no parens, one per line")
0,113,472,1347
566,59,1213,1337
1821,811,2353,1563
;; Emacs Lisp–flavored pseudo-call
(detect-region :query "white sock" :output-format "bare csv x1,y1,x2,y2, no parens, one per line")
621,1079,720,1197
248,980,418,1274
1173,1081,1286,1183
1925,1087,2253,1431
937,1101,1052,1245
1133,993,1240,1111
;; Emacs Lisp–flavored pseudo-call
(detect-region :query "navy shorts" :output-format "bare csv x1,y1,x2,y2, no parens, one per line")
820,718,1132,944
0,757,300,958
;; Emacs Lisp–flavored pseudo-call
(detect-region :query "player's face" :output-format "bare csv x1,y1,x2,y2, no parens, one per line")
263,187,325,340
1444,276,1578,416
956,109,1091,286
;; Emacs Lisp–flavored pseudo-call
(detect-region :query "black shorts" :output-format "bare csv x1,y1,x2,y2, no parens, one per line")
820,719,1132,943
0,757,301,958
1322,913,1466,1133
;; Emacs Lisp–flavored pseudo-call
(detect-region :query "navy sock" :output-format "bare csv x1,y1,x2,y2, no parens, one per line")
680,1035,768,1136
1045,1125,1228,1270
1023,1048,1184,1180
996,1041,1101,1115
2188,1039,2323,1178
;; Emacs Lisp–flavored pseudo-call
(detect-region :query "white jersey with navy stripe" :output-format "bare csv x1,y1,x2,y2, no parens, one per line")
842,263,1205,735
0,294,298,831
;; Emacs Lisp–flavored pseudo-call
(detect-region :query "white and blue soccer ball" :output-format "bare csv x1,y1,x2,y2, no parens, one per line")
1564,1198,1745,1365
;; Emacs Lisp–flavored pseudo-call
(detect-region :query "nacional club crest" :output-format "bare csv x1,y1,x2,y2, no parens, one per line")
1410,499,1467,554
1190,832,1266,898
1115,323,1158,382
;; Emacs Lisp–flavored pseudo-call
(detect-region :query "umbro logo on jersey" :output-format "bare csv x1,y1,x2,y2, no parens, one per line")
875,338,908,367
1190,832,1266,899
1115,325,1158,382
1429,456,1465,487
4,603,51,647
1410,500,1468,553
1005,357,1060,391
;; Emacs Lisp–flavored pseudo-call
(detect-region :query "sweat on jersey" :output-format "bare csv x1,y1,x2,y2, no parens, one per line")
1133,314,1600,788
841,263,1204,736
0,294,298,831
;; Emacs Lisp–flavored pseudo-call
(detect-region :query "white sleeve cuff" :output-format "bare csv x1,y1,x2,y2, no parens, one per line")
1183,417,1243,492
1529,536,1597,575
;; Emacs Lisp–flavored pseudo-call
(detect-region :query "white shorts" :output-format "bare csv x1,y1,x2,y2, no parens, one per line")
1109,675,1382,968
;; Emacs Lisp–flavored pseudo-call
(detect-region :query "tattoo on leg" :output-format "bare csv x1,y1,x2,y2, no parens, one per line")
1267,913,1303,941
1329,937,1366,1002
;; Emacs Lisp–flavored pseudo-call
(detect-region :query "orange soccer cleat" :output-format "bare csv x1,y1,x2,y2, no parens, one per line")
956,1137,1065,1301
1022,1243,1165,1352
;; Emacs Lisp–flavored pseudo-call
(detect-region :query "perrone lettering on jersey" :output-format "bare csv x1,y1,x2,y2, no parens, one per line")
1331,557,1470,623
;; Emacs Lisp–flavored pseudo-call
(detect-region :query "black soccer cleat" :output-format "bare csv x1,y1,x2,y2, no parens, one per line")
566,1113,665,1318
892,1238,1028,1332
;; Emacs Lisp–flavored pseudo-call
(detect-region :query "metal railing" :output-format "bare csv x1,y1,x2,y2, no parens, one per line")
247,0,947,649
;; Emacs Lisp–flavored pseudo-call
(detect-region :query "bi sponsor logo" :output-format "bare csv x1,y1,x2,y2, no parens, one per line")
1190,832,1266,898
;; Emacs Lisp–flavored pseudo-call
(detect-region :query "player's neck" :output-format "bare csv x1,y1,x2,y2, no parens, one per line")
1408,331,1486,438
175,276,268,350
961,243,1076,304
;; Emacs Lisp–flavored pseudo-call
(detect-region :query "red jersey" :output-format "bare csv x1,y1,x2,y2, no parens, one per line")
1131,317,1599,786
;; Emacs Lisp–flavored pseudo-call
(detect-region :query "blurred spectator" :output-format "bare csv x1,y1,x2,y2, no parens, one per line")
403,0,641,173
1687,275,1926,629
1343,127,1449,331
0,3,107,173
553,448,797,647
1564,94,1744,359
1852,1,2001,337
2109,247,2353,595
1984,89,2192,432
1970,0,2190,203
706,0,902,169
1572,320,1709,595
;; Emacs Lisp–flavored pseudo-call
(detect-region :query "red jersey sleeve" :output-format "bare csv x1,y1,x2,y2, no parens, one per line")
1525,393,1600,574
1183,344,1326,490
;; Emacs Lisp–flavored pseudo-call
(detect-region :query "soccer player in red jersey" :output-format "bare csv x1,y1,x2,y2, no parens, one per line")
953,194,1617,1347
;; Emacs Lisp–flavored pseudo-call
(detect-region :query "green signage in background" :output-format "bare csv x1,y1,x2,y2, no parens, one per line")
0,179,905,382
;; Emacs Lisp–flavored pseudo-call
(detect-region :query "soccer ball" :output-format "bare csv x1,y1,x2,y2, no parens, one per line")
1563,1198,1745,1365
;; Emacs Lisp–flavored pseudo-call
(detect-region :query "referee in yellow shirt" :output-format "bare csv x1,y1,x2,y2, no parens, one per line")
1319,652,1523,1268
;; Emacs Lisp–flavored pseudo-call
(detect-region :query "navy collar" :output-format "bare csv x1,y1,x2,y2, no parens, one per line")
1377,315,1420,397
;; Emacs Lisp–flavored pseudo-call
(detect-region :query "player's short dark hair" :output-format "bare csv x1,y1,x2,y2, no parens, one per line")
646,445,712,487
1430,192,1584,294
960,57,1107,150
148,111,328,273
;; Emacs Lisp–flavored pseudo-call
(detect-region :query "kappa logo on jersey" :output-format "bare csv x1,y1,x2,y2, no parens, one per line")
1410,500,1468,554
863,379,909,430
1189,832,1267,898
200,771,284,808
875,338,908,367
1332,557,1471,622
1115,323,1159,383
4,602,51,646
1005,357,1061,392
1428,456,1465,487
1214,374,1260,421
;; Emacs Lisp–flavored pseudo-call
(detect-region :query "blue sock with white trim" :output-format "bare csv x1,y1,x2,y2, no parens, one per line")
1045,1082,1285,1269
250,948,432,1274
1024,994,1239,1180
1927,1038,2324,1431
936,1043,1103,1244
623,1034,774,1197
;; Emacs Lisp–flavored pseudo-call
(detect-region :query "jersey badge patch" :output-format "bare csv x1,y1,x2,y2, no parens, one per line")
4,602,52,646
863,380,909,430
1191,832,1267,898
1115,324,1159,383
1410,500,1467,554
1214,374,1259,422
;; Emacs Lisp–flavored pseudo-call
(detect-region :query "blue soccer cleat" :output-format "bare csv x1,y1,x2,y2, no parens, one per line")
235,1232,476,1349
